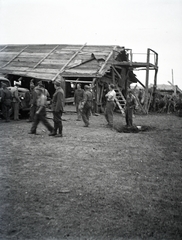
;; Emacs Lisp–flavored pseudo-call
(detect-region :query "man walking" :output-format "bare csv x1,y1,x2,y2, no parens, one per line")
49,79,64,137
29,87,53,135
81,85,93,127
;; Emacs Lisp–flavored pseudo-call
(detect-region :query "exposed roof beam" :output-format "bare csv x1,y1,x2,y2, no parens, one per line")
33,45,59,69
97,46,117,76
2,45,29,68
0,46,7,52
52,43,87,81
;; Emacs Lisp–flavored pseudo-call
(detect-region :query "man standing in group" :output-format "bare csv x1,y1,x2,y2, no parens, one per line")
12,82,21,121
105,84,116,129
27,79,36,122
1,83,12,122
125,89,137,127
29,87,53,135
74,83,84,121
49,79,64,137
81,85,93,127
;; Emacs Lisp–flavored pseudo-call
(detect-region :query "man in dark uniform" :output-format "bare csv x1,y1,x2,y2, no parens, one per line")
27,79,36,122
81,85,93,127
74,83,84,121
49,79,64,137
125,89,137,127
1,83,12,122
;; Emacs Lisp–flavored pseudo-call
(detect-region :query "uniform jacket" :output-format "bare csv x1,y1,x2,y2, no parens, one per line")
74,89,84,104
52,87,64,112
1,88,12,106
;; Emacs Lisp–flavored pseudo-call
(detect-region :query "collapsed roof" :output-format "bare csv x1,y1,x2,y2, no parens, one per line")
0,44,127,81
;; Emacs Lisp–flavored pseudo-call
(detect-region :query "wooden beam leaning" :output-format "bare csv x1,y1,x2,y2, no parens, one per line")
98,46,117,76
112,65,122,80
132,92,147,114
33,45,59,69
144,48,150,111
2,45,29,68
52,43,87,81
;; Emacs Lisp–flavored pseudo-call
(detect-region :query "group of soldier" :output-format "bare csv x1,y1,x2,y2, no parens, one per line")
0,81,21,122
1,77,138,136
28,79,64,137
73,83,137,130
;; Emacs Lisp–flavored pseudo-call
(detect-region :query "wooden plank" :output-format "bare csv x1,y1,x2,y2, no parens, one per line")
98,46,117,76
4,61,36,68
13,56,44,65
2,45,29,68
65,80,92,83
132,92,147,114
1,45,27,52
33,45,59,68
1,66,30,71
52,43,87,81
64,69,97,74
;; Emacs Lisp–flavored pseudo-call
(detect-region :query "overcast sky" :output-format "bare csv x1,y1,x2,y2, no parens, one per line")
0,0,182,89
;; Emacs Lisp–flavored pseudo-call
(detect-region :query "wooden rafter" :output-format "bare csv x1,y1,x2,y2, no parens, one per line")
33,45,59,69
2,45,29,68
98,46,117,76
0,46,7,52
52,43,87,81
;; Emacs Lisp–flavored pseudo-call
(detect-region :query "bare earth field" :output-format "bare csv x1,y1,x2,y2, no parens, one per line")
0,109,182,240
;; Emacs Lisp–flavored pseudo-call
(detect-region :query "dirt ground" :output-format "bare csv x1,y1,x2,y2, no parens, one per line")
0,107,182,240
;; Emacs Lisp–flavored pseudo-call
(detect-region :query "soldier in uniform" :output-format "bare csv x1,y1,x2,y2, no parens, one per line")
125,89,137,127
12,82,21,120
74,84,84,121
1,83,12,122
81,85,93,127
29,87,53,135
49,79,65,137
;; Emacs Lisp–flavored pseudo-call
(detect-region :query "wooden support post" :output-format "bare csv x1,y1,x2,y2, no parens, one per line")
96,79,99,113
144,48,150,112
112,66,115,85
112,65,122,80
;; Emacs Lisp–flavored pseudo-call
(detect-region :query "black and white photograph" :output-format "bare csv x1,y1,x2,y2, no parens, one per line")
0,0,182,239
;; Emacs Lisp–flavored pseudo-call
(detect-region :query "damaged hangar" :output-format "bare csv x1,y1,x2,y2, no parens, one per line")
0,44,158,112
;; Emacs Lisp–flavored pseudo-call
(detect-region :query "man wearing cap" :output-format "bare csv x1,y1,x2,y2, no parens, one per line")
1,82,12,122
125,89,137,127
29,87,53,134
74,84,84,121
49,79,64,137
35,81,50,99
12,82,21,120
81,85,93,127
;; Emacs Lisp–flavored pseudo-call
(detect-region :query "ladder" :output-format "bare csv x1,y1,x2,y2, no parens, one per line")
114,86,126,115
